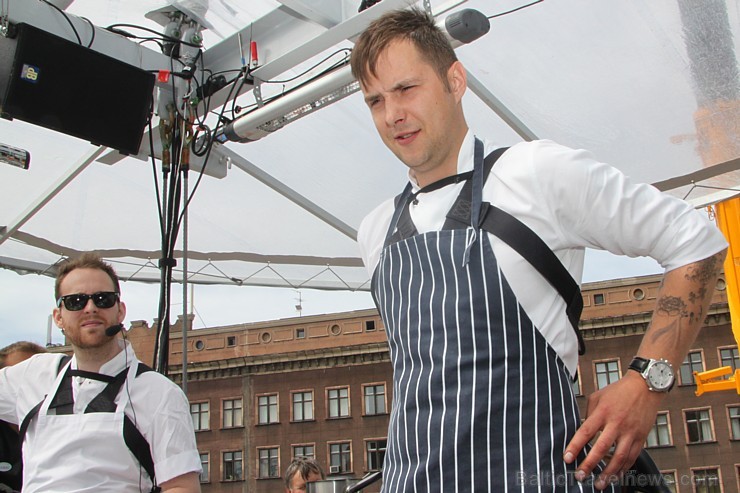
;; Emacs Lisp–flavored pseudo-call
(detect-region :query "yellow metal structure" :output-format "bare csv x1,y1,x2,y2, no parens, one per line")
694,197,740,395
694,367,740,396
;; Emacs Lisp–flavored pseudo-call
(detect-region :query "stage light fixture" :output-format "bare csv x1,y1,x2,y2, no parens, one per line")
0,142,30,169
219,9,490,144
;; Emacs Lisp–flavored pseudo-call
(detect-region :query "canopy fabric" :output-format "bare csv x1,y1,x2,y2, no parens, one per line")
1,0,738,290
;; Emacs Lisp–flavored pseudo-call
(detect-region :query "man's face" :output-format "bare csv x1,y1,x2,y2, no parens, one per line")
286,471,322,492
360,39,468,187
53,268,126,350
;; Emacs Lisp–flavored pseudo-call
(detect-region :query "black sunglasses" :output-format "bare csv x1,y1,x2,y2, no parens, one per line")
56,292,120,311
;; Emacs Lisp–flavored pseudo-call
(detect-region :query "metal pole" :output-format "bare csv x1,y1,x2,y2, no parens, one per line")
181,169,189,394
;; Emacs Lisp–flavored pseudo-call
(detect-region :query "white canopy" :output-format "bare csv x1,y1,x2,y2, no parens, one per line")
1,0,738,291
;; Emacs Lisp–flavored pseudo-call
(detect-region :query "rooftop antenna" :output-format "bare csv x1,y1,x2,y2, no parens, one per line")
294,290,303,317
46,314,53,347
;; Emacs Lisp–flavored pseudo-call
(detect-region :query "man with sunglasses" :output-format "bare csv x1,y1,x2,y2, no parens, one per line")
0,253,202,492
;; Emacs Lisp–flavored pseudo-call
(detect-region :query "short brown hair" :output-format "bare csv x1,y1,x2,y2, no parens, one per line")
0,341,46,368
284,457,324,488
351,6,458,90
54,252,121,301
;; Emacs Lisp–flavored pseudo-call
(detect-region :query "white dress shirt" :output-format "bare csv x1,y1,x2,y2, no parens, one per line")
358,131,728,374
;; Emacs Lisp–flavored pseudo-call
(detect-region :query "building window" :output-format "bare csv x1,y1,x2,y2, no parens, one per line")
194,340,205,350
258,394,279,425
296,328,306,339
223,451,243,481
679,351,704,385
363,384,387,415
226,335,236,347
729,405,740,440
199,453,209,483
646,412,672,447
223,398,243,428
328,442,352,474
327,387,350,418
293,444,315,460
593,293,605,305
685,408,714,444
572,369,582,396
190,401,209,431
594,360,620,390
292,390,314,422
719,346,739,378
258,447,280,479
661,471,677,493
365,320,376,331
692,468,721,493
366,439,386,471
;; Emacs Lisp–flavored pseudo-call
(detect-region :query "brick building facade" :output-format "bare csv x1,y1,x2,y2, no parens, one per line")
58,274,740,492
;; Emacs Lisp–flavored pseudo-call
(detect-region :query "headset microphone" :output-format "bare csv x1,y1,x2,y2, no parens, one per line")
105,324,124,337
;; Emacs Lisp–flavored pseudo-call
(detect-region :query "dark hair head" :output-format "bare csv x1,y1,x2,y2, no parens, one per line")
0,341,47,368
351,6,458,90
54,252,121,301
284,457,325,488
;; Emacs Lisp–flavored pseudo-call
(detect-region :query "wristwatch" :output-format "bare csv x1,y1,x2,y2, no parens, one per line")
628,357,675,392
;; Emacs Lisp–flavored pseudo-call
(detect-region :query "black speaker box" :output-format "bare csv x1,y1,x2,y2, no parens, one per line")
0,23,155,155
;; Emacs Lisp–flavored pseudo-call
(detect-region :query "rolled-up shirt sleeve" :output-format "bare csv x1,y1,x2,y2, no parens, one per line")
531,141,728,271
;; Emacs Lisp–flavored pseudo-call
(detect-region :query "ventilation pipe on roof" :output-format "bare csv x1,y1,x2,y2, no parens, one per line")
218,9,490,144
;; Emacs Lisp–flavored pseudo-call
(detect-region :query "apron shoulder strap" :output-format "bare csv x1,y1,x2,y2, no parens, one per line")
84,361,159,490
123,415,158,490
443,147,508,230
445,146,586,355
20,357,160,492
479,205,586,355
18,354,72,443
84,367,128,413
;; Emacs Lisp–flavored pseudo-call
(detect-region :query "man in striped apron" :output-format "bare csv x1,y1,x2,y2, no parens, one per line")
350,7,727,492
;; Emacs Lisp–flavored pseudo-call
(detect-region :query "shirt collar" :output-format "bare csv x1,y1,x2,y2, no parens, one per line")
407,129,476,190
71,340,134,376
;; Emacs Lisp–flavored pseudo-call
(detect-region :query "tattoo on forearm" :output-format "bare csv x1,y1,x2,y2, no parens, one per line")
649,320,678,344
650,253,723,343
656,295,687,317
685,253,722,284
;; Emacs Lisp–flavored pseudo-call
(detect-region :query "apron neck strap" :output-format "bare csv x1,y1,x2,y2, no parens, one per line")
461,137,485,266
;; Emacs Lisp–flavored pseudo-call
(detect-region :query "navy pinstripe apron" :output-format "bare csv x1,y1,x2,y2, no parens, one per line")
371,139,614,492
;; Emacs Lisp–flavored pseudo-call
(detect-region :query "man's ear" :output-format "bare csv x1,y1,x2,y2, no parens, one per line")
117,300,127,324
53,307,63,328
447,60,467,101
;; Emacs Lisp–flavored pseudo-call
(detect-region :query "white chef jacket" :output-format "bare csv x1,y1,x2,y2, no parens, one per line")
0,341,201,487
358,131,728,374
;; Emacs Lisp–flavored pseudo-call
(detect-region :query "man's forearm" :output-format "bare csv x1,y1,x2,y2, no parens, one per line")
563,248,727,489
636,249,726,368
160,472,201,493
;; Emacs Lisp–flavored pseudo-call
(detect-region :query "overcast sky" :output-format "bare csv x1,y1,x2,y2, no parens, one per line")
0,249,662,349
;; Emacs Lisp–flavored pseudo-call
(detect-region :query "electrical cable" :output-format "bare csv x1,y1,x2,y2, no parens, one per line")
487,0,544,19
149,24,352,374
175,71,244,229
147,117,165,239
81,16,95,47
257,48,351,84
39,0,82,45
106,23,202,48
137,38,166,51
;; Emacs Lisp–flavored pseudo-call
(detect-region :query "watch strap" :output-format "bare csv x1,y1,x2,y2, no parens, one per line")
629,356,650,373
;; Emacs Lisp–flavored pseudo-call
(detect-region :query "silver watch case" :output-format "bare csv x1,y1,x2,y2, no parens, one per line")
642,359,675,392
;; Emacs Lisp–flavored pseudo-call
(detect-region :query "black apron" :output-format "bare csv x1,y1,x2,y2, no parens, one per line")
371,139,613,492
